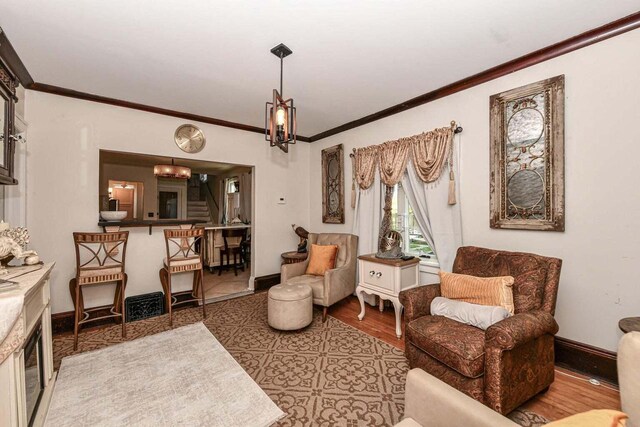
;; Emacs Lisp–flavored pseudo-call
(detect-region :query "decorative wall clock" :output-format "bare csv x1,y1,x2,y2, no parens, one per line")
174,124,206,153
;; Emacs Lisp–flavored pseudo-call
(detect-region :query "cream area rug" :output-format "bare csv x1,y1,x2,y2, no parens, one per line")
46,322,284,427
52,293,548,426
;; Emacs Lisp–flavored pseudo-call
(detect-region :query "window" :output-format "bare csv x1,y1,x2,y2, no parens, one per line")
224,177,240,221
226,177,239,194
389,183,437,263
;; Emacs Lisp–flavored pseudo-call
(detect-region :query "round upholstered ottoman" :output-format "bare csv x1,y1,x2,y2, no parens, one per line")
268,283,313,330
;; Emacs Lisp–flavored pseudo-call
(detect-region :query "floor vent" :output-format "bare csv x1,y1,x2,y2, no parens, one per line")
125,292,165,322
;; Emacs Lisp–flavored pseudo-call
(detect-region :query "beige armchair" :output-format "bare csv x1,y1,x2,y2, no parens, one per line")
280,233,358,322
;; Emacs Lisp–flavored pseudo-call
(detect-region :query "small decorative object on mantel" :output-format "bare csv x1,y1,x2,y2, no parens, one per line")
490,75,565,231
291,224,309,253
0,223,39,274
321,144,345,224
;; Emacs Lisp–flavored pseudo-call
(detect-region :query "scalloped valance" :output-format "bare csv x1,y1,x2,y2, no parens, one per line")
351,124,456,205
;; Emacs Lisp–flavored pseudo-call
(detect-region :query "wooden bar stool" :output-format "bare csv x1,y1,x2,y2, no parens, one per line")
218,228,246,276
69,231,129,350
159,227,206,326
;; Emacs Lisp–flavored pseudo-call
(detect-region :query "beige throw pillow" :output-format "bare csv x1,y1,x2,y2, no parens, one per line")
439,271,515,315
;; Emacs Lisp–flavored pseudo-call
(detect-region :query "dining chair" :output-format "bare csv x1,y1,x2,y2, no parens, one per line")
218,228,246,276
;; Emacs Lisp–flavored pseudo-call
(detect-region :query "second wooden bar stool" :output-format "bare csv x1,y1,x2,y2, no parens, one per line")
159,227,206,326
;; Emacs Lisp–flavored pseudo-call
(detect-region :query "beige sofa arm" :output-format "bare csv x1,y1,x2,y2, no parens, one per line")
323,265,355,305
399,369,517,427
280,259,309,284
619,331,640,427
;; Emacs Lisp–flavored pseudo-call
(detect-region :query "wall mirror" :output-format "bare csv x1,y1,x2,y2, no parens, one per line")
490,75,565,231
0,60,17,185
0,94,6,168
321,144,345,224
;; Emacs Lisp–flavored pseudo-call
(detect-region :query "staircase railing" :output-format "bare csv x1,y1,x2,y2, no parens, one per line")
201,181,219,223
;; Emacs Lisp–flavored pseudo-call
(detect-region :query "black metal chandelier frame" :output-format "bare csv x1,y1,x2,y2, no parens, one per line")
265,43,297,153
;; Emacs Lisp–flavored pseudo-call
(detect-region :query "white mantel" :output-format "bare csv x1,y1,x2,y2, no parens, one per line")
0,263,55,427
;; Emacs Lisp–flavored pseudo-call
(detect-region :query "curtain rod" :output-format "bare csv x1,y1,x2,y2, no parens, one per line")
349,120,463,157
451,120,464,134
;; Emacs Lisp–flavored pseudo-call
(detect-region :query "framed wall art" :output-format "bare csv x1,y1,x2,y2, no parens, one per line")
321,144,345,224
490,75,565,231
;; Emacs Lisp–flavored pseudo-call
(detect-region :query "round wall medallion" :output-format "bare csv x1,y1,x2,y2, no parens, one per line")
174,124,206,153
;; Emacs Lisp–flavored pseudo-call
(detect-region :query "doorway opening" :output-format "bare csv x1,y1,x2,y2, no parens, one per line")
99,150,255,303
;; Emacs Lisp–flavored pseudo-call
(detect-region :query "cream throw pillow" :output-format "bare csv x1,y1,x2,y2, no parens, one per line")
439,271,515,315
430,297,511,330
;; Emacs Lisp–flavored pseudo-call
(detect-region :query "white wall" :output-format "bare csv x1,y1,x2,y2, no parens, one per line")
309,29,640,352
25,91,310,314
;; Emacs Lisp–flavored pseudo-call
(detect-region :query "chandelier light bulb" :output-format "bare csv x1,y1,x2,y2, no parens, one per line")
276,107,286,126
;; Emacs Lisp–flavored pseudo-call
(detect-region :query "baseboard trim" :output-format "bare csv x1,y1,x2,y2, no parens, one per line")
254,273,281,291
554,336,618,385
53,275,281,334
51,305,115,335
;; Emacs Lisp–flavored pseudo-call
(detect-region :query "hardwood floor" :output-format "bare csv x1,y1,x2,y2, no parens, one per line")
329,295,621,422
53,290,621,422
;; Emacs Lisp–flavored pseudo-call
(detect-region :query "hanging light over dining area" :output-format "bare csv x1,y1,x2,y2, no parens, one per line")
153,159,191,179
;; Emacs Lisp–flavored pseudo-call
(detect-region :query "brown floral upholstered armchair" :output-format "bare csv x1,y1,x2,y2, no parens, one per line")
399,246,562,415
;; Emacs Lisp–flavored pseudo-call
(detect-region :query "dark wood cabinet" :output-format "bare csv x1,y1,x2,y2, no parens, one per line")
0,59,18,185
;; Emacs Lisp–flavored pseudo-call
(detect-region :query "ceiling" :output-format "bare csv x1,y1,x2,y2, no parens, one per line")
100,150,250,175
1,1,638,137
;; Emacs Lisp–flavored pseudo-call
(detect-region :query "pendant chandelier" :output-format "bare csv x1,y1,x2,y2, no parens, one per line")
153,159,191,179
265,43,297,153
113,182,135,190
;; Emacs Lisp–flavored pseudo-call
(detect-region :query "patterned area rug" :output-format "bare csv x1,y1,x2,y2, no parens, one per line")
53,293,549,426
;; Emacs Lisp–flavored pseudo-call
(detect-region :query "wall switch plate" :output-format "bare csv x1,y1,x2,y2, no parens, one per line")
278,197,286,205
148,212,154,218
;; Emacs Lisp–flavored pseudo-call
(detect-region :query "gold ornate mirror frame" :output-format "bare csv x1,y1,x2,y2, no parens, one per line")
490,75,565,231
321,144,345,224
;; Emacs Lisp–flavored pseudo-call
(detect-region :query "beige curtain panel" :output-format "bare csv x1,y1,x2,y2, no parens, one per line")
411,127,453,183
354,146,378,190
351,125,456,204
378,139,411,186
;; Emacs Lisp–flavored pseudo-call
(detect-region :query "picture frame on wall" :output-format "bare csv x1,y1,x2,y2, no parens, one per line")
321,144,345,224
490,75,565,231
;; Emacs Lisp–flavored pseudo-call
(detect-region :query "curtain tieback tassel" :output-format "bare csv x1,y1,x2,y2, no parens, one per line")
448,169,457,205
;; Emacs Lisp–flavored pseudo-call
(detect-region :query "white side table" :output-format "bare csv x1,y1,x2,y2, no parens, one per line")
355,254,420,339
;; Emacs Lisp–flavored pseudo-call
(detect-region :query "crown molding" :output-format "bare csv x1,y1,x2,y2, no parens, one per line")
28,83,313,142
308,11,640,142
